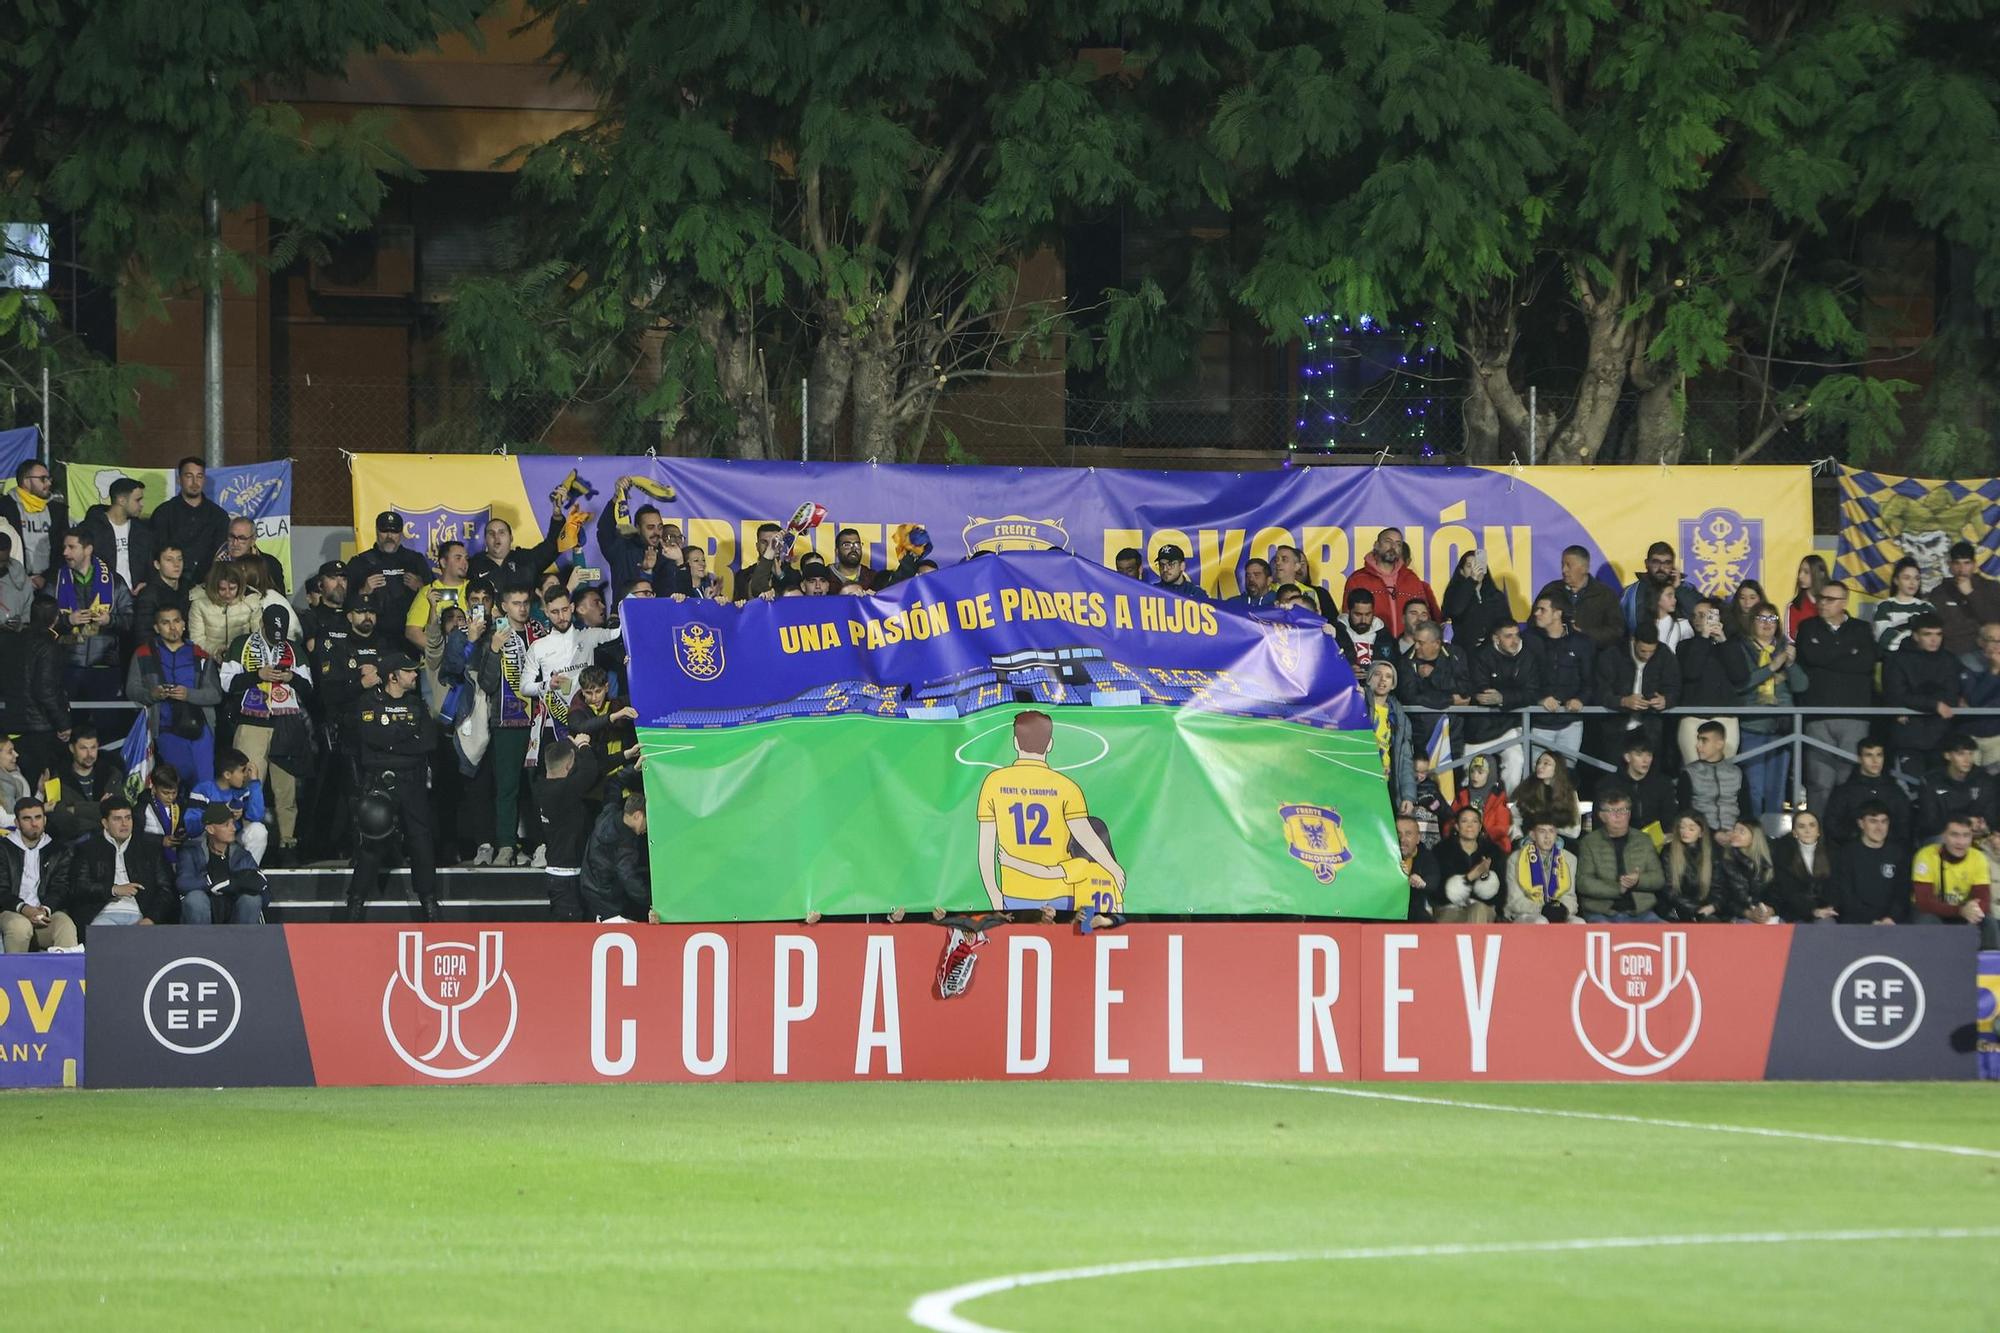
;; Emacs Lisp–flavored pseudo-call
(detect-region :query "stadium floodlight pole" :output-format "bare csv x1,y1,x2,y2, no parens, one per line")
1528,385,1537,465
40,361,50,464
202,185,224,469
800,377,809,461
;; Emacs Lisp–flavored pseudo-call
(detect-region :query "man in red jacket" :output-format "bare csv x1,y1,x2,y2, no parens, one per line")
1344,528,1439,641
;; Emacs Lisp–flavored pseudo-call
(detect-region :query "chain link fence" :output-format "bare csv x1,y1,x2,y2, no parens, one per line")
268,377,1838,528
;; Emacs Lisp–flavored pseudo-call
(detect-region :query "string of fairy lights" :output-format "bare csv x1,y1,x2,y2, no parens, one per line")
1292,313,1441,457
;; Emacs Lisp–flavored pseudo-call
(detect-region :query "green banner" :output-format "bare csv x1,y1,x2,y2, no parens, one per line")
639,708,1406,921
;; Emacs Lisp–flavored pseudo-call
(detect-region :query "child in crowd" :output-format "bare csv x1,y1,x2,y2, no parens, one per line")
184,748,271,864
567,665,638,797
141,762,187,873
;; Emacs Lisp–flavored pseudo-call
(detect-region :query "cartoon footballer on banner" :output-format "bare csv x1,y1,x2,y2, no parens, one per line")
975,710,1127,926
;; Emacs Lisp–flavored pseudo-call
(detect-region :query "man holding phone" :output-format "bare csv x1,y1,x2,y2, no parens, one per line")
345,511,432,632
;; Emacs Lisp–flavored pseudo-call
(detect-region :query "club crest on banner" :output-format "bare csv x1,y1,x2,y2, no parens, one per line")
962,515,1070,556
382,931,517,1079
1570,931,1702,1076
1278,803,1351,884
1679,508,1760,597
398,506,489,556
676,622,725,681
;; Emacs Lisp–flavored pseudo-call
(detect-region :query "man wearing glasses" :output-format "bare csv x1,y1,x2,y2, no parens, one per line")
0,459,67,590
1796,581,1878,813
224,517,287,595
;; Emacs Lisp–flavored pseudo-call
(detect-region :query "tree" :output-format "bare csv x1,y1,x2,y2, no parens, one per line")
0,0,487,455
1220,0,2000,469
447,0,1256,462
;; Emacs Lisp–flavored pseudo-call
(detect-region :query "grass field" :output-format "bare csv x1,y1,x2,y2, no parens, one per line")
9,1081,1993,1330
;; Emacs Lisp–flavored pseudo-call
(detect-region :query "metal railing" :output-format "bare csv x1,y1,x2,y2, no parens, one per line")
1402,703,2000,806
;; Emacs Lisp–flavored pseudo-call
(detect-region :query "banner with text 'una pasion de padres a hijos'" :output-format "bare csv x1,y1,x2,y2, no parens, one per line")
623,552,1406,922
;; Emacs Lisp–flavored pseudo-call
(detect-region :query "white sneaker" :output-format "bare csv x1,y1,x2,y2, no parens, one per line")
529,844,547,869
494,847,516,867
473,844,495,867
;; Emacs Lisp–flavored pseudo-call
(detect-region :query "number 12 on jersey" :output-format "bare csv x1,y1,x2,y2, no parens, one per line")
1008,802,1052,846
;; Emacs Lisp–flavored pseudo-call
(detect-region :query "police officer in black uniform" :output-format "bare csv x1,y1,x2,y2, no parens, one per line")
345,652,442,921
307,596,390,861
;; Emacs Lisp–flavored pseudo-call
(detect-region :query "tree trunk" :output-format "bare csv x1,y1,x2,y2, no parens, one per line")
701,306,773,460
1546,304,1634,464
807,323,854,459
1461,373,1502,463
848,324,900,462
1631,375,1684,463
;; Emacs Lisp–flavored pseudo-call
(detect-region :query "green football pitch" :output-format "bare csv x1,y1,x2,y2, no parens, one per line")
9,1081,1993,1330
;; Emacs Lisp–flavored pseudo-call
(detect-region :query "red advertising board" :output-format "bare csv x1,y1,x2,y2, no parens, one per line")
1351,925,1791,1081
285,924,1370,1086
279,922,1809,1086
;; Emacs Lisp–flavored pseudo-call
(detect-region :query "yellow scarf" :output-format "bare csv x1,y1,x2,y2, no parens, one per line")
15,489,47,515
1372,699,1393,775
1752,639,1777,704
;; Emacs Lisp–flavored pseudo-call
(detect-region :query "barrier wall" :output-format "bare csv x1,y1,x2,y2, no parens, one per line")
78,924,1975,1087
0,954,84,1088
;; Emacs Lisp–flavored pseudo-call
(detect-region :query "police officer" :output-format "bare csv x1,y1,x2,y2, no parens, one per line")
307,596,389,860
346,652,442,921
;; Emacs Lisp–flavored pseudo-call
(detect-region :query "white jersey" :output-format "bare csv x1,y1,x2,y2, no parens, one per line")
522,625,622,701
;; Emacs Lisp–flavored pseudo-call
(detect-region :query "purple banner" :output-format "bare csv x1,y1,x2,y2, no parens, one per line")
623,550,1363,730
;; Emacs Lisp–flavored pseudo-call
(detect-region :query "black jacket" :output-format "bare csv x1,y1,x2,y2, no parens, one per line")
1674,634,1737,709
349,685,438,777
1397,646,1470,711
1440,573,1513,654
1533,577,1624,650
132,577,192,640
1403,843,1441,922
1882,641,1962,752
1710,846,1772,921
1525,627,1594,725
1915,769,1998,842
470,512,565,589
533,743,603,871
1794,615,1876,709
148,495,231,584
344,544,432,630
20,633,70,735
52,831,173,936
0,493,69,583
1829,839,1912,924
1463,640,1545,744
1769,834,1834,922
313,625,389,723
581,802,650,921
74,504,158,591
0,834,69,915
1618,768,1679,836
49,759,128,846
1823,770,1914,846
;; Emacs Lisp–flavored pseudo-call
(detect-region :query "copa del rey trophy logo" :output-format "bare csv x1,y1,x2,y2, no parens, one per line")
382,931,519,1079
1569,931,1703,1076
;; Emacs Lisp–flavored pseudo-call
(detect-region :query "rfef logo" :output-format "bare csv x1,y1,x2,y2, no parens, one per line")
144,957,242,1055
1570,931,1702,1076
1830,955,1925,1050
382,931,518,1079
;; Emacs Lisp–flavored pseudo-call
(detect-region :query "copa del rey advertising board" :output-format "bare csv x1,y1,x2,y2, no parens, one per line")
82,923,1969,1087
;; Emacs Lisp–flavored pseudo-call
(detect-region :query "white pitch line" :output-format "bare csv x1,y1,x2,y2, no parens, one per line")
907,1228,2000,1333
1227,1081,2000,1161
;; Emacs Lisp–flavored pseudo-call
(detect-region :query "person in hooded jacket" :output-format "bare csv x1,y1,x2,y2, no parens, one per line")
1439,549,1512,655
1451,753,1513,853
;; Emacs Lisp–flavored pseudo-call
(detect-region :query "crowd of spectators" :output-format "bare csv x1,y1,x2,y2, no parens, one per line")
0,459,1992,948
1239,528,1998,941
